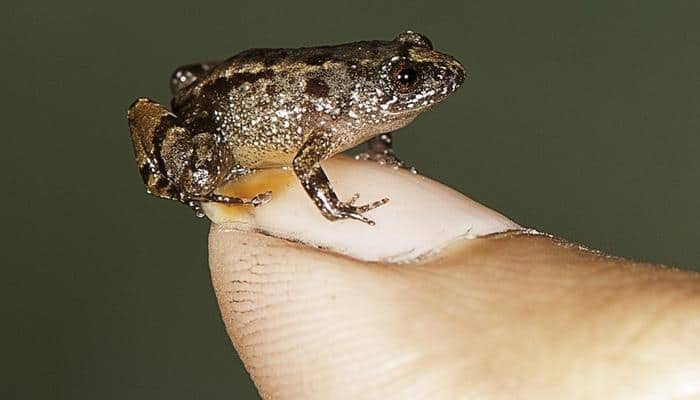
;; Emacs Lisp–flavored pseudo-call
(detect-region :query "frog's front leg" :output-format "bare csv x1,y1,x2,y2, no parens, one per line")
293,131,389,225
355,133,414,172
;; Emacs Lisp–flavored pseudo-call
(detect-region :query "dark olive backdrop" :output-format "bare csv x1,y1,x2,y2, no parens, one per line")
3,0,699,398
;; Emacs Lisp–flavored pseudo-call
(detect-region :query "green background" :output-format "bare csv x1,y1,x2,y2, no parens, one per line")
3,0,699,398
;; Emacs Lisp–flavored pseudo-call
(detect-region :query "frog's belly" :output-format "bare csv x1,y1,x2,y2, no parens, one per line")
229,134,366,169
231,147,297,169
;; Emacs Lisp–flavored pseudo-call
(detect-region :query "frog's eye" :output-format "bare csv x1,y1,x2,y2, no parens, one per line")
390,61,420,93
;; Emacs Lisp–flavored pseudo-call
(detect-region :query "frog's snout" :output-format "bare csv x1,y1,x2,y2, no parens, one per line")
447,57,466,90
432,56,466,93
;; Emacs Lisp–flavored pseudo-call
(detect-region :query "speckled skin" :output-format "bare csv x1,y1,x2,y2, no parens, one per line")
128,31,465,224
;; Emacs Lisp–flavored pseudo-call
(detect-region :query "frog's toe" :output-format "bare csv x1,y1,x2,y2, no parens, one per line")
337,209,376,226
187,201,206,218
353,197,390,213
330,196,390,225
355,151,415,172
345,193,389,211
252,191,273,207
346,193,361,205
349,213,376,226
207,192,271,207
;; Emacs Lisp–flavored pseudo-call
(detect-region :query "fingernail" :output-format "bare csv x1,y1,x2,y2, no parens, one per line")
203,156,520,262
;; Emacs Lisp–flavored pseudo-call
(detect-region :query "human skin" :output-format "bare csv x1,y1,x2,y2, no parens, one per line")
205,156,700,399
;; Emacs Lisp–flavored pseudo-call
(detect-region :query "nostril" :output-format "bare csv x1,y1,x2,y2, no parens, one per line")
452,64,466,87
455,69,465,86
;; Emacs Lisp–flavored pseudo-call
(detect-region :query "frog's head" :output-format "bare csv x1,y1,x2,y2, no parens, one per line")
345,31,466,134
373,31,465,116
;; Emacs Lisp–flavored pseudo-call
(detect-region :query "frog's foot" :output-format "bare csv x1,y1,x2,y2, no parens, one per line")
324,194,390,225
354,150,417,173
185,192,272,218
356,133,417,173
187,201,206,218
209,191,273,207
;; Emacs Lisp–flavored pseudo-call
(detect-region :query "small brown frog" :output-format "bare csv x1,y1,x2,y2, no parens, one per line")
128,31,465,224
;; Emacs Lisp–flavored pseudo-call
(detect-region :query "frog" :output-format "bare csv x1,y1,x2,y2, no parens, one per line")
127,31,465,225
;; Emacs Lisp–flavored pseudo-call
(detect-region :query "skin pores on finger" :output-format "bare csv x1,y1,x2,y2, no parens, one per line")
202,155,521,262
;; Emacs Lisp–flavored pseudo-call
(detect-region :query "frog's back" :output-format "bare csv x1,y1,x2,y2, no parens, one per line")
171,66,308,168
172,39,401,101
219,40,393,69
170,40,396,168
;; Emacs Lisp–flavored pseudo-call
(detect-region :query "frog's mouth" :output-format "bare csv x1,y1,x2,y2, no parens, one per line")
386,107,426,118
383,97,442,118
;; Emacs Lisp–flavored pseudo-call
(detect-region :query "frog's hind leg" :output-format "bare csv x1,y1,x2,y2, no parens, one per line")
128,98,271,217
170,61,222,93
127,97,184,202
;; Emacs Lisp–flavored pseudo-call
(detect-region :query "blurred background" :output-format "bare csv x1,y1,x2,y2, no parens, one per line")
3,0,699,398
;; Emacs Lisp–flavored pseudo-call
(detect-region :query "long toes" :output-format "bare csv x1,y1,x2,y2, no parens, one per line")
210,194,244,204
190,202,206,218
341,211,376,226
355,197,390,213
370,197,390,209
347,193,361,205
354,153,371,161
